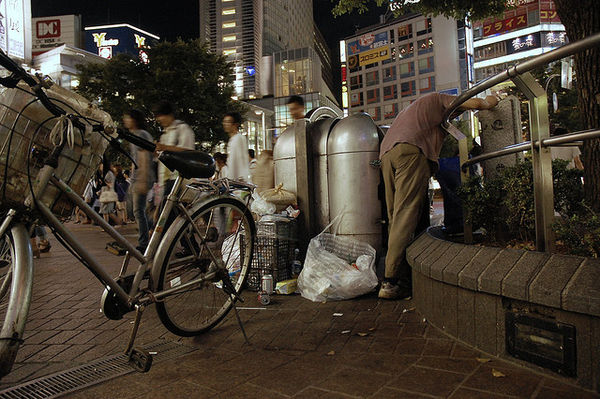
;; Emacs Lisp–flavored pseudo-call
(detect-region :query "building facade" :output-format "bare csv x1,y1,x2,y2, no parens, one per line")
200,0,313,100
472,0,566,82
84,24,159,63
342,14,469,126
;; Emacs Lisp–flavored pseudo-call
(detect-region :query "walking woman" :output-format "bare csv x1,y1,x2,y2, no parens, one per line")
124,109,155,253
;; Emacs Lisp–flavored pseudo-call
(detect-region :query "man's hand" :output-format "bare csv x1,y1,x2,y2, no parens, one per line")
460,92,502,111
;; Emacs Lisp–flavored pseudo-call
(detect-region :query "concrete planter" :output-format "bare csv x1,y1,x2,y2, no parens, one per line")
407,227,600,392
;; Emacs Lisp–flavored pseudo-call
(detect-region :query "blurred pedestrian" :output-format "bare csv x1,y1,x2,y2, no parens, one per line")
248,149,257,182
551,127,584,170
124,110,155,252
213,152,228,180
287,95,305,121
114,165,129,225
222,111,249,182
378,92,499,300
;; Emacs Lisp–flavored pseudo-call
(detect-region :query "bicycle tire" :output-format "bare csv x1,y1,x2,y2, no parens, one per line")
0,223,34,378
154,196,255,337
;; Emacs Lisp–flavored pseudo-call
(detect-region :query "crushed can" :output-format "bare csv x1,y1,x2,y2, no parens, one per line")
261,274,274,295
257,291,271,305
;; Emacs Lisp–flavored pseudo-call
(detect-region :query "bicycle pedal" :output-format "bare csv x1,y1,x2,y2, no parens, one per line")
106,241,126,256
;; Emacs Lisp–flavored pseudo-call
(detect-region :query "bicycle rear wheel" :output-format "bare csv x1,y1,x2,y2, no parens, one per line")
154,197,255,337
0,223,34,378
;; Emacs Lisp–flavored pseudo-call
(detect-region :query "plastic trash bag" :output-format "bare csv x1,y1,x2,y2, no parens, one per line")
222,234,241,279
297,218,378,302
250,192,276,215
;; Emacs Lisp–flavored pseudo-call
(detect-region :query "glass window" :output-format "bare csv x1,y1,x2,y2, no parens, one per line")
399,43,414,59
366,88,380,104
350,75,363,90
384,103,399,119
416,18,432,36
365,62,379,69
417,38,434,55
350,92,363,107
418,57,434,74
383,85,398,100
389,29,395,44
398,23,413,41
419,76,435,94
222,8,236,15
399,62,414,78
382,47,397,64
222,22,236,28
401,81,416,97
223,35,236,42
366,71,379,86
382,66,396,82
368,107,381,121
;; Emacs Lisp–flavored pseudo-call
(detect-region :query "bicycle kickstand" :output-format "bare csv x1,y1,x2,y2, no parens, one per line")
124,304,153,373
230,293,251,346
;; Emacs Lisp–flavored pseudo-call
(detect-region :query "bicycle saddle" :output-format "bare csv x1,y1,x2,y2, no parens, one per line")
159,151,216,179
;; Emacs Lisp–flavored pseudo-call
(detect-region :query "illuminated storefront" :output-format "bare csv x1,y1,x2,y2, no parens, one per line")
84,24,159,63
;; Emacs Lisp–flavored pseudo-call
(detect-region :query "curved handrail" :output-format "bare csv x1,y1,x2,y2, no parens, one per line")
442,31,600,125
306,106,341,122
461,128,600,170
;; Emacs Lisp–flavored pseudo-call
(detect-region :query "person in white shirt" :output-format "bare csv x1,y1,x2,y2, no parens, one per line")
550,127,584,170
153,101,195,237
222,112,249,182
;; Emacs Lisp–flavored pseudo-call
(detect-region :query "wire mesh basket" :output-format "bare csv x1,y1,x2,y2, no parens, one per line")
241,217,298,291
0,83,111,217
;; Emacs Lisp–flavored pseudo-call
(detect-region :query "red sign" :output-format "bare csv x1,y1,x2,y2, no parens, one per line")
540,9,560,22
36,19,61,39
341,66,347,84
483,14,528,37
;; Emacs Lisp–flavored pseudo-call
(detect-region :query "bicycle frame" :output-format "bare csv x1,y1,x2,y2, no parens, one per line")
26,161,249,312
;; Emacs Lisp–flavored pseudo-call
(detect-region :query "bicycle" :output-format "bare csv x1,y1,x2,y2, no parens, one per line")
0,49,256,377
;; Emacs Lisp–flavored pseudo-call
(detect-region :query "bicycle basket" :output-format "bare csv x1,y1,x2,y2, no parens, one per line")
0,83,111,217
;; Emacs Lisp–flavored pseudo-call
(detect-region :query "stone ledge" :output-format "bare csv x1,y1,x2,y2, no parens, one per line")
407,227,599,318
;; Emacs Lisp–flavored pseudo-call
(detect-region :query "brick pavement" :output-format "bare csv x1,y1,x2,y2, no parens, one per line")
1,222,598,398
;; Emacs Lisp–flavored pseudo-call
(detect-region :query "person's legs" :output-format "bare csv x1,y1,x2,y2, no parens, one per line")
133,192,149,250
381,144,430,297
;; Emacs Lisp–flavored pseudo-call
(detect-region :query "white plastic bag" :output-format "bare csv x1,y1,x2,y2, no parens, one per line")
297,216,378,302
250,192,276,215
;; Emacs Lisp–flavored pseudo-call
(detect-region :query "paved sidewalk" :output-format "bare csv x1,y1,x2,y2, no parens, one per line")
2,223,599,398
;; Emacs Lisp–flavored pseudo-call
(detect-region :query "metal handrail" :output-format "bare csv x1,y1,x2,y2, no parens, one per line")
462,129,600,169
442,31,600,124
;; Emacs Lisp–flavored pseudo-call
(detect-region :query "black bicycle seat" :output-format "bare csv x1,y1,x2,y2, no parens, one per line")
159,151,216,179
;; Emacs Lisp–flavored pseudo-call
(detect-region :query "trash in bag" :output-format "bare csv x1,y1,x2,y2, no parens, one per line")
250,191,276,215
297,215,378,302
261,183,296,212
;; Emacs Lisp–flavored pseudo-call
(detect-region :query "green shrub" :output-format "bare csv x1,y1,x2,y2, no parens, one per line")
553,207,600,258
458,157,593,255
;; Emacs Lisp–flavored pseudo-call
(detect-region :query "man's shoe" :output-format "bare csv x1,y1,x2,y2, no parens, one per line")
378,282,411,300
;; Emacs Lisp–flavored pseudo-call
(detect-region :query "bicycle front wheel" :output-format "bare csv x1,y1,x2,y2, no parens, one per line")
154,197,255,336
0,223,34,378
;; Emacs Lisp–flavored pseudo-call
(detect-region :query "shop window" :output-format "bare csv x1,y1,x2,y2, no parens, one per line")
401,81,416,97
399,43,414,59
383,85,398,101
389,29,395,44
419,76,435,94
418,57,434,74
350,75,363,90
366,71,379,86
383,66,396,82
366,88,380,104
350,92,363,107
417,38,434,55
416,18,432,36
398,23,413,41
399,62,414,78
384,103,399,119
365,62,379,69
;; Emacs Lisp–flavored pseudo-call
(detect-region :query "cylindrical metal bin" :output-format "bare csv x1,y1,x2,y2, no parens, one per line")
308,117,339,233
327,113,383,252
273,125,297,194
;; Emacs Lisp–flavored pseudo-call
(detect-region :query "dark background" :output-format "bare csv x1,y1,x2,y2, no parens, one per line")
31,0,389,100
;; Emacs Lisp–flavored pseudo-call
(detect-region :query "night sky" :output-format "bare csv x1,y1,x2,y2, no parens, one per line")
31,0,389,99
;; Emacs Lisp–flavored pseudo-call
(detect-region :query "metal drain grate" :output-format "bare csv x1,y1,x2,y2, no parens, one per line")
0,340,197,399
